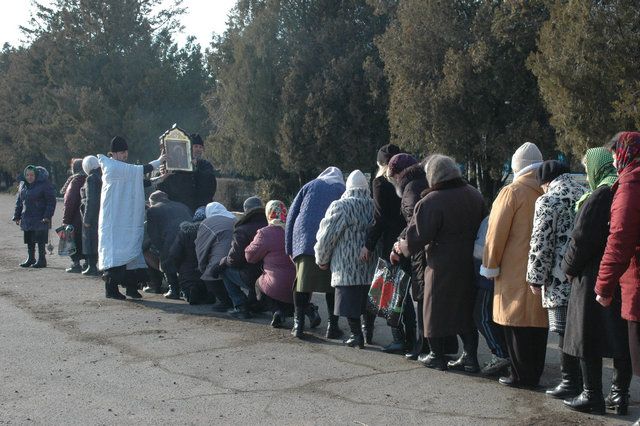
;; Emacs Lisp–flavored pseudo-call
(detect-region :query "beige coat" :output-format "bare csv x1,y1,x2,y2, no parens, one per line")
482,169,548,328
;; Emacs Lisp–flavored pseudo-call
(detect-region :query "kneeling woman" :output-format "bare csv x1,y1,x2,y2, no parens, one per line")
245,200,296,327
13,165,56,268
315,170,376,348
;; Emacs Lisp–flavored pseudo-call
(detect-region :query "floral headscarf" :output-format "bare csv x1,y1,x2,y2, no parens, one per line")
265,200,287,227
612,131,640,174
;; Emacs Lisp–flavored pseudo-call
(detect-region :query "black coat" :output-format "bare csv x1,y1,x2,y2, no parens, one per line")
365,176,406,255
169,221,202,284
146,198,193,274
222,208,268,285
397,164,428,300
562,186,629,359
157,159,217,213
80,169,102,256
13,168,56,232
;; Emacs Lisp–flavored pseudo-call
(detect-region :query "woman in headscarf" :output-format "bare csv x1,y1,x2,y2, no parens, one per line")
245,200,296,328
526,160,587,400
562,147,630,415
595,132,640,424
79,155,102,276
398,155,485,371
61,158,87,273
315,170,376,348
286,167,345,339
12,165,56,268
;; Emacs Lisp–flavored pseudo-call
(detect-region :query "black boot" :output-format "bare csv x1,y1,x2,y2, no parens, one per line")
305,303,322,328
125,286,143,299
448,331,480,373
546,353,582,399
382,327,405,353
418,337,447,371
605,357,632,415
291,307,305,339
344,318,364,349
82,256,100,276
164,286,181,300
20,243,36,267
362,313,375,344
564,357,604,414
32,244,47,268
66,260,82,273
271,310,284,328
103,274,126,300
326,314,343,339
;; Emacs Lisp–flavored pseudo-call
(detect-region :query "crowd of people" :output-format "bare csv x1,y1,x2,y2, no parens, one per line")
11,131,640,421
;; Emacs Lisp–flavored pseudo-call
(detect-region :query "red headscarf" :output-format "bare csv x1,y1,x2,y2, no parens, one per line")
613,131,640,174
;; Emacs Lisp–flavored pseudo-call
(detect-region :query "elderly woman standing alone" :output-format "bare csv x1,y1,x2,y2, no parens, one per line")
398,155,485,371
13,165,56,268
315,170,376,348
527,160,587,400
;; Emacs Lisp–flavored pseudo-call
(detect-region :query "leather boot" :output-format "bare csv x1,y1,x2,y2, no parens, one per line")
164,285,181,300
362,313,375,344
20,244,36,267
82,256,100,276
448,331,480,373
305,303,321,328
605,357,632,415
32,244,47,268
418,337,447,371
546,353,582,399
382,326,405,354
103,274,126,300
406,334,429,360
564,357,604,414
126,286,143,299
344,318,364,349
326,314,343,339
291,307,305,339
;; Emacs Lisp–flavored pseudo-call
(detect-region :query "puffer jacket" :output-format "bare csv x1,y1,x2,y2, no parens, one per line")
13,166,56,232
315,187,375,287
527,173,587,308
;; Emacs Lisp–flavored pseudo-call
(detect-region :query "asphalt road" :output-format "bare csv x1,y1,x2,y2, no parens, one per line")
0,193,637,425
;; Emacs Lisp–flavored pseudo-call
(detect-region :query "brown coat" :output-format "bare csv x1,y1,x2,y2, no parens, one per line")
482,169,548,328
401,182,485,338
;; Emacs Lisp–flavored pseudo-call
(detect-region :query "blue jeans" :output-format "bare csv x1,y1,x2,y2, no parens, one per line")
222,267,251,308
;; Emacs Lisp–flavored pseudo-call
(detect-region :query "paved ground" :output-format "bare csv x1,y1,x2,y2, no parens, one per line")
0,193,637,425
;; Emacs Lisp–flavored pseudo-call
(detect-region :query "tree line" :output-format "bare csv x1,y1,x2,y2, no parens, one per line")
1,0,639,199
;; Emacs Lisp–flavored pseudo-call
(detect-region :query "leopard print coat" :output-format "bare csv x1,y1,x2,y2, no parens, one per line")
526,173,588,308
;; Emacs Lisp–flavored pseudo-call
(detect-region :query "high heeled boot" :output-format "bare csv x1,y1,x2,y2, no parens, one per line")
546,353,582,399
564,357,604,414
605,357,632,415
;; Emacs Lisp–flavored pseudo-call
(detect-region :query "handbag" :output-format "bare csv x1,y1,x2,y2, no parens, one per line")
56,225,77,256
367,258,410,327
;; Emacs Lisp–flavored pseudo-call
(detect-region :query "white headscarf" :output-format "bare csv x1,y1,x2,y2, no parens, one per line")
316,167,344,186
82,155,100,175
205,202,235,219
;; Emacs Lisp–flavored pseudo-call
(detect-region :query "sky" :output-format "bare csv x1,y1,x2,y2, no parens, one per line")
0,0,236,48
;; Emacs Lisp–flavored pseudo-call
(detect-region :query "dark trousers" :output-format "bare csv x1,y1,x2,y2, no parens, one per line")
628,320,640,376
294,291,335,315
70,228,84,263
503,326,548,385
263,294,294,316
473,287,508,359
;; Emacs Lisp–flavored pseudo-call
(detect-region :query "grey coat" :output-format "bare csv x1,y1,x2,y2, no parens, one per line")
195,215,236,281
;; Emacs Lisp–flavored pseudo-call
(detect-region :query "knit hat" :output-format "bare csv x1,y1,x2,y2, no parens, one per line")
536,160,570,185
511,142,543,174
243,196,263,213
346,170,369,191
387,153,418,178
377,144,401,166
190,133,204,146
82,155,100,175
424,155,462,187
110,136,128,153
148,190,169,206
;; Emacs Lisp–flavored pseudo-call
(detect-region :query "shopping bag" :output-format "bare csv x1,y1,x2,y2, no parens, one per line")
367,258,410,327
56,225,76,256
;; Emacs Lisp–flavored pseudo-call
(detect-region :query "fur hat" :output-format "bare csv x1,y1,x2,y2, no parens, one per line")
424,155,462,187
511,142,543,174
110,136,128,153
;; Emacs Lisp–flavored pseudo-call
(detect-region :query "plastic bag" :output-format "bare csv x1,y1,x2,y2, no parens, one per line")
367,258,410,327
56,225,76,256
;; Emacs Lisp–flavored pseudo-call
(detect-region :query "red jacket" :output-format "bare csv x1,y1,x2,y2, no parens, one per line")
595,164,640,321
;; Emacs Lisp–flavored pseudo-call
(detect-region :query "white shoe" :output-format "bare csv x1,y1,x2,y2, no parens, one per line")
481,354,510,376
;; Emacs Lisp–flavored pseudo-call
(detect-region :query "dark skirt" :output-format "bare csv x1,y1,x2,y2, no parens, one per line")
23,230,48,245
628,321,640,376
294,255,334,293
334,285,369,318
